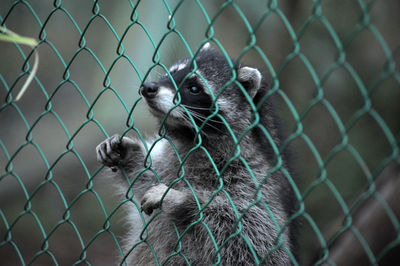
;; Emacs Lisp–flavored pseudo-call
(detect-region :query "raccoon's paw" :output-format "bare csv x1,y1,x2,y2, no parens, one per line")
141,184,186,215
96,134,142,170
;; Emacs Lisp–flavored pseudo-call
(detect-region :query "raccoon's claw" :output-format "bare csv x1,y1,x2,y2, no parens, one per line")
141,184,169,215
96,135,122,167
141,184,188,216
97,134,143,169
141,198,160,216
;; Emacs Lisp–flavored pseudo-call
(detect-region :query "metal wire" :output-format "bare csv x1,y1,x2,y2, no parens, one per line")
1,0,399,265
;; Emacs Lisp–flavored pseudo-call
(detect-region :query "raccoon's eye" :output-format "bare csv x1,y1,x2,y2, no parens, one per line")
188,86,201,94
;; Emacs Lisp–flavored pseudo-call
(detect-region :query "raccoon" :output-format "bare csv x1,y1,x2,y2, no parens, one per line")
96,45,298,265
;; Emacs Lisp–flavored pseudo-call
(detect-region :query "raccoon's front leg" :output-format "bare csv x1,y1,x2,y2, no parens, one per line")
96,134,159,201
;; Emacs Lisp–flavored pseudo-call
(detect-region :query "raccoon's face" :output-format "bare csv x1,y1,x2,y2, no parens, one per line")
140,48,263,137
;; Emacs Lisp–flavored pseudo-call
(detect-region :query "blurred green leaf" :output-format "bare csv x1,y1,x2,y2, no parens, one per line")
0,26,39,101
0,26,37,46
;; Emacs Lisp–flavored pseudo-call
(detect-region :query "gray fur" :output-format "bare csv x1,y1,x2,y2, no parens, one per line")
96,48,297,265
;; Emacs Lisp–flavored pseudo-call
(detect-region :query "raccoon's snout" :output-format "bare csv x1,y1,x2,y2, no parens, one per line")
140,82,159,98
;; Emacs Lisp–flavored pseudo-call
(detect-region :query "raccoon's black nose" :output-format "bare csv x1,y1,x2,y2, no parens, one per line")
140,82,158,98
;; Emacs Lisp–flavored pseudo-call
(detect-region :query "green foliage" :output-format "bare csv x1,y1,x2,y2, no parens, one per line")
0,26,38,101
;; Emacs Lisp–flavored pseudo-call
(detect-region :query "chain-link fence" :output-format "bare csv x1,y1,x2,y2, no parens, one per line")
1,0,399,265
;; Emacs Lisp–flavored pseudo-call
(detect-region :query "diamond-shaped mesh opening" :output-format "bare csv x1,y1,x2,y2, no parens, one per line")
1,1,399,265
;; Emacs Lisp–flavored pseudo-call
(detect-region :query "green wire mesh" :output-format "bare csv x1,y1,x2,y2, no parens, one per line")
1,0,399,265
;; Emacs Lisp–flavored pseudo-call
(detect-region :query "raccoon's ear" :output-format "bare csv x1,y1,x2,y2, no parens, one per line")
237,66,262,99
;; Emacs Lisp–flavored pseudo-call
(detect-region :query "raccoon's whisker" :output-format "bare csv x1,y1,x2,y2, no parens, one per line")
179,108,224,135
178,105,225,125
191,118,226,134
180,113,211,138
187,112,226,135
187,110,212,122
205,123,225,135
176,109,195,128
180,104,213,111
188,110,226,125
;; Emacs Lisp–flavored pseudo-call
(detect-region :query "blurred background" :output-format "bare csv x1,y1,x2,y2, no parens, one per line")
1,0,399,265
